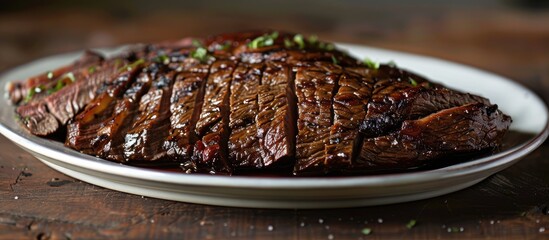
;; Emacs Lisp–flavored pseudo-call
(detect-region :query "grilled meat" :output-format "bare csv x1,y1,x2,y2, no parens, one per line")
9,30,512,175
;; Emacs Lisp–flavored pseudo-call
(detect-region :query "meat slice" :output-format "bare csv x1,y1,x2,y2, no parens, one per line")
96,69,156,162
8,50,104,104
294,61,342,174
123,70,175,162
324,71,374,171
361,87,490,137
356,103,512,171
162,59,210,166
17,57,127,136
65,61,145,153
193,59,238,174
256,61,297,168
228,62,264,169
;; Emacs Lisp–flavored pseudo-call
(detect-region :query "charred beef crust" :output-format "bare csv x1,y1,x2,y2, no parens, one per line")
162,58,210,164
356,103,512,171
10,30,513,176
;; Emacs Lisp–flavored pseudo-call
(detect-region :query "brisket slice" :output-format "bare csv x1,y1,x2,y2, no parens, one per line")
65,61,145,153
256,61,297,167
123,70,175,162
193,58,238,174
228,62,265,169
8,50,104,104
361,87,490,137
294,61,342,174
96,69,155,162
17,57,125,136
162,58,210,167
356,103,512,170
324,70,374,172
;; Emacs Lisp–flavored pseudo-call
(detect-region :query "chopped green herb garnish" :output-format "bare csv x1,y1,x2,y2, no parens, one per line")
46,72,75,94
190,47,210,63
318,42,326,50
406,219,417,229
293,34,305,49
192,39,203,48
154,55,170,64
361,228,372,235
409,77,418,86
331,55,339,65
46,71,53,79
307,35,318,44
215,42,232,51
325,43,335,51
88,66,96,74
364,58,380,69
24,85,45,103
118,59,145,72
65,72,75,82
387,60,397,68
24,88,36,103
248,31,279,49
284,38,294,48
48,79,65,94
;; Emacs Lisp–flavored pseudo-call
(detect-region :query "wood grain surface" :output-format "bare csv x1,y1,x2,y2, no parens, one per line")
1,1,549,239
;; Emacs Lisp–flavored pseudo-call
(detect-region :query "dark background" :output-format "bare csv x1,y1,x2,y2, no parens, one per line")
1,1,548,239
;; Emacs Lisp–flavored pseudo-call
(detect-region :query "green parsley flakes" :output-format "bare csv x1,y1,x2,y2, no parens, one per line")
190,47,209,62
24,85,45,103
154,55,170,64
248,32,279,49
192,39,203,48
284,38,294,48
307,35,318,44
215,42,232,51
363,58,380,69
293,34,305,49
119,59,145,72
361,228,372,235
409,77,418,86
48,79,64,94
331,55,339,65
406,219,417,229
88,66,97,74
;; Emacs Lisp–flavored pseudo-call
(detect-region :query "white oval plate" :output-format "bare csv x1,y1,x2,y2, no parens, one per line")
0,44,547,209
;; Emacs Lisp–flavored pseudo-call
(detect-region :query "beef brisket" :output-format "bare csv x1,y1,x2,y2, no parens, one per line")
10,31,513,176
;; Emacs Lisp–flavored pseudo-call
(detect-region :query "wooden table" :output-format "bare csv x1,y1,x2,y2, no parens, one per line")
1,2,549,239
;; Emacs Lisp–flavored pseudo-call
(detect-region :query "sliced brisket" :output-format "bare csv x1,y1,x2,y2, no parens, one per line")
123,70,175,162
17,56,126,136
256,61,297,167
9,31,513,176
162,58,210,167
356,103,512,170
294,61,342,174
193,58,238,174
228,62,265,169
